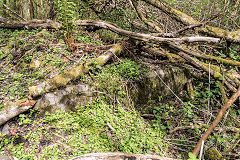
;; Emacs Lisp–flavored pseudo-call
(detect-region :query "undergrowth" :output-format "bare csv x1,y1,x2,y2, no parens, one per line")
0,60,167,159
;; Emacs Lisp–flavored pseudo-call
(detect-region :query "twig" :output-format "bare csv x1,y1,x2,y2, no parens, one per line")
173,24,202,35
152,24,202,37
162,139,195,147
3,4,26,21
169,125,195,134
168,145,189,152
225,132,240,154
192,85,240,157
207,63,211,125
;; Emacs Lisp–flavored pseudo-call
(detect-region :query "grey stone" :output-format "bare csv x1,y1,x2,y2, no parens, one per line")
1,123,10,136
130,66,188,105
34,83,93,114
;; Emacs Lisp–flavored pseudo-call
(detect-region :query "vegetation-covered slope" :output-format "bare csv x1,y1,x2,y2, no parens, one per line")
0,0,240,159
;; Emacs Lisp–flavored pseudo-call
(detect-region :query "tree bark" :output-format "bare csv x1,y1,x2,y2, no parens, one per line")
21,0,31,20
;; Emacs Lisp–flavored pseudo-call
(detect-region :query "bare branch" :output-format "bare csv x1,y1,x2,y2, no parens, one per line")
192,86,240,157
75,20,220,44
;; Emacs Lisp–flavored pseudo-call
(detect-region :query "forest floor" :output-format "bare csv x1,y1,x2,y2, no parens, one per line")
0,27,239,160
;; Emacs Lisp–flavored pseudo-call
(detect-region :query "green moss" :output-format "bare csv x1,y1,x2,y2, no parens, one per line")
205,147,223,160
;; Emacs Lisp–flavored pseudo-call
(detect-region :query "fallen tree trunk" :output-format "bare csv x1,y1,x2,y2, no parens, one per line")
142,0,240,43
75,20,220,44
69,152,180,160
0,19,62,29
29,44,123,98
0,98,36,126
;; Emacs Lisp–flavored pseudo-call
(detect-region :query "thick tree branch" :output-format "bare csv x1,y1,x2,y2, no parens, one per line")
177,51,238,92
169,124,240,134
75,20,220,44
142,0,240,43
169,43,240,66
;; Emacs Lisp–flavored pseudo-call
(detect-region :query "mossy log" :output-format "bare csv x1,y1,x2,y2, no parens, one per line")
0,98,36,126
29,44,123,98
0,44,122,126
143,0,240,43
170,43,240,66
177,52,239,92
